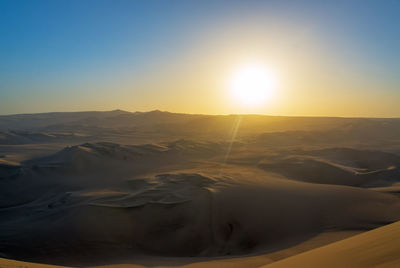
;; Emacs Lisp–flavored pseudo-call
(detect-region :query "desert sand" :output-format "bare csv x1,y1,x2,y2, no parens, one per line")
1,110,400,267
263,220,400,268
1,220,399,268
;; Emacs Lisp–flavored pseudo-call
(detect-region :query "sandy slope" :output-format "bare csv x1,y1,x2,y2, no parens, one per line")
86,221,400,268
1,163,399,265
83,230,360,268
0,257,70,268
263,220,400,268
0,222,398,268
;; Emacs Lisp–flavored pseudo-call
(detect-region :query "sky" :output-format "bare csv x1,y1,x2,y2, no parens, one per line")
0,0,399,117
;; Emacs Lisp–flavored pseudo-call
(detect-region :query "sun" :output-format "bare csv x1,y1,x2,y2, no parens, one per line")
228,63,277,107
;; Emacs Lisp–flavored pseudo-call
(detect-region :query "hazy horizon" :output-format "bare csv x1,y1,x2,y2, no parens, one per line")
2,108,400,119
1,0,400,117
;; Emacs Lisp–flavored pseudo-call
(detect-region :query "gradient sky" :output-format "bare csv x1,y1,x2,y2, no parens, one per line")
1,0,399,116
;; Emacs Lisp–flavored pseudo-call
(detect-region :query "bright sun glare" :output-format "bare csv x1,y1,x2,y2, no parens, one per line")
229,64,277,107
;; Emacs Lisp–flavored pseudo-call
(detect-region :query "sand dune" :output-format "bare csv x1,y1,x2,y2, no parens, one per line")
0,158,21,179
259,154,400,186
2,221,397,267
298,147,400,169
263,220,400,268
2,111,400,147
1,111,400,267
20,141,223,179
0,130,89,145
0,257,70,268
1,164,399,265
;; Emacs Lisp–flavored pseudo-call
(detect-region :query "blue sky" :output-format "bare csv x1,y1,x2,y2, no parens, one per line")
0,0,399,116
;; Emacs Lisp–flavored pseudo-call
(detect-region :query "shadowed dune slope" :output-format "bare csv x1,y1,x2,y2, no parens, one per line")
259,155,400,187
258,147,400,187
1,168,400,265
297,148,400,170
0,223,399,268
263,220,400,268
